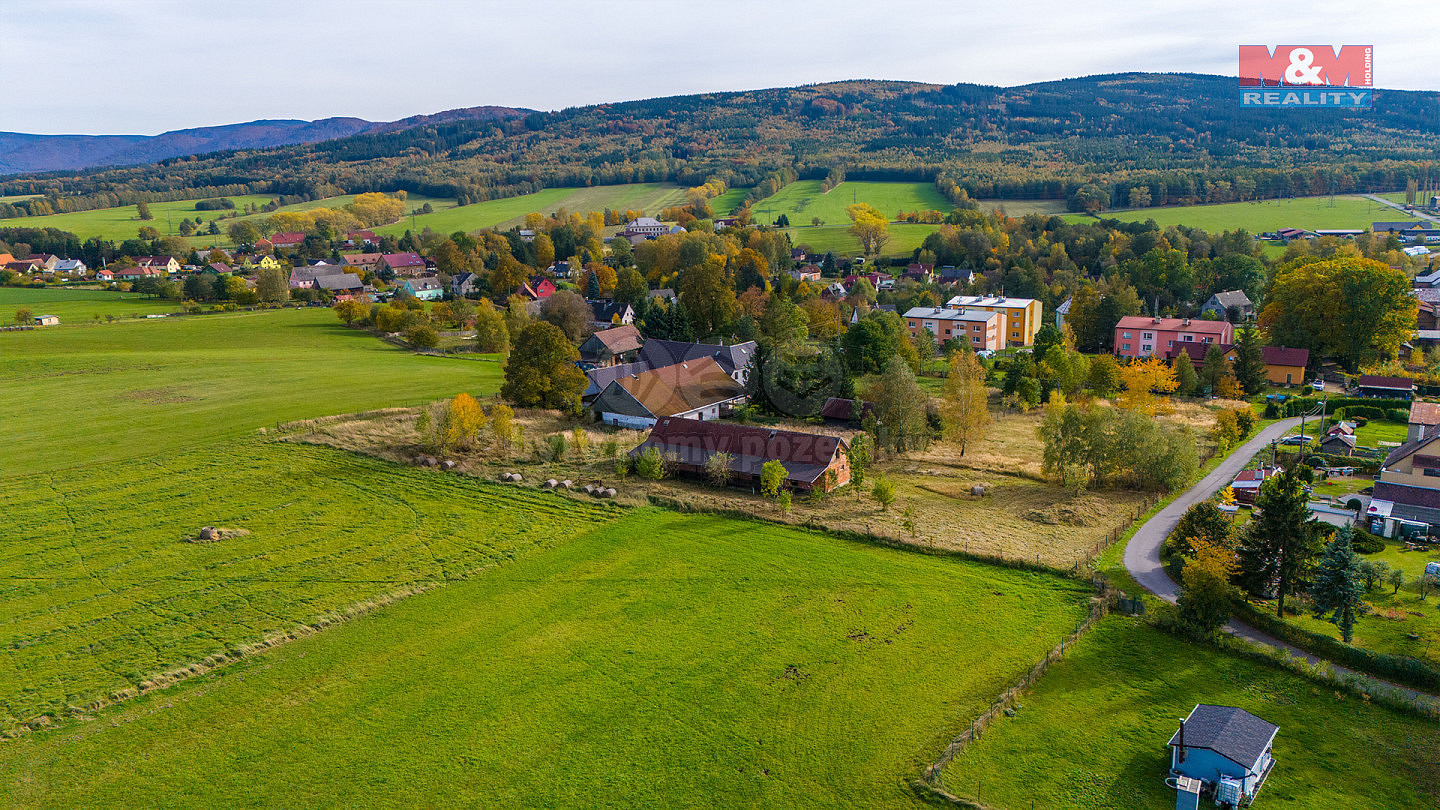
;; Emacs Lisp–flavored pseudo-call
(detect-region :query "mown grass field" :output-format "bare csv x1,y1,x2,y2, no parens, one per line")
752,180,950,225
0,441,618,730
0,285,181,322
943,618,1440,809
1,305,499,474
373,183,693,237
0,509,1093,806
0,192,449,249
1074,194,1389,233
976,199,1071,216
786,223,940,257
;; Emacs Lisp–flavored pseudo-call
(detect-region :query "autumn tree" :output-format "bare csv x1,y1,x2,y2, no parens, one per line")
1173,354,1198,396
863,360,932,454
1178,537,1239,636
500,321,587,412
846,203,890,256
760,460,787,498
540,290,593,343
871,476,896,510
941,351,990,456
1087,353,1121,397
1116,356,1177,414
706,452,734,487
256,266,288,303
1261,257,1415,368
136,201,153,220
473,298,510,353
677,254,737,336
333,298,368,324
759,294,809,348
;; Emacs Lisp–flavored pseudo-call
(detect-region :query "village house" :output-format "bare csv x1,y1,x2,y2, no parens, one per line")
903,306,1006,352
207,262,233,276
648,288,676,304
630,417,851,493
381,252,427,276
343,230,379,248
578,324,644,367
1168,704,1277,808
95,268,114,282
1114,315,1233,361
639,339,757,386
269,232,306,249
1261,346,1309,386
590,301,635,328
451,271,479,297
946,295,1043,346
1407,402,1440,441
135,255,181,273
903,263,934,283
938,265,976,285
590,357,747,429
849,303,897,325
115,265,166,281
1230,465,1282,505
581,361,651,404
24,253,60,272
315,273,366,301
620,216,669,239
1367,403,1440,539
32,314,60,326
1199,290,1254,321
790,264,822,283
53,258,87,275
527,276,557,299
342,253,385,272
288,266,322,289
400,275,444,301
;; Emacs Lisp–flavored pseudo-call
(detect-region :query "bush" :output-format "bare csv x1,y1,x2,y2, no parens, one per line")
1346,497,1363,511
1341,405,1385,420
545,433,567,461
1351,527,1386,554
1234,408,1256,436
635,447,666,480
1386,408,1409,423
404,323,439,348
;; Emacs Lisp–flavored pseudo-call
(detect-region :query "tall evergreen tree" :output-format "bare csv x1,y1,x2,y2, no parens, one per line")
1311,528,1365,642
1237,466,1320,616
1173,355,1198,396
1232,323,1268,395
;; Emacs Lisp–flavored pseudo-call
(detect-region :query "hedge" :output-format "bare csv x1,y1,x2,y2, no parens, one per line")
1275,397,1412,418
1231,600,1440,692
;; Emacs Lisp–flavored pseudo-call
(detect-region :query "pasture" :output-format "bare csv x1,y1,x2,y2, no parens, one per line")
786,223,940,257
0,441,617,731
0,305,499,474
976,199,1071,216
372,183,693,237
0,285,181,322
1082,194,1388,233
0,510,1093,806
942,618,1440,809
752,180,951,226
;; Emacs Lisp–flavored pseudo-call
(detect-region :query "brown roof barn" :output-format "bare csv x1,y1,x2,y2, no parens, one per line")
591,357,746,427
578,324,644,367
632,417,851,492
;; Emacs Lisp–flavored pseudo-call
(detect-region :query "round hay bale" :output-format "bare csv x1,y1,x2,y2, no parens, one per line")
560,480,573,489
603,488,617,498
500,473,513,482
199,526,217,541
970,485,987,497
583,484,596,494
510,473,522,483
544,478,558,489
422,456,438,467
441,460,456,471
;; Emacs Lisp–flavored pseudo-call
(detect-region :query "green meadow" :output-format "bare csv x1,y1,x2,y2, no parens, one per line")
1077,194,1389,233
1,286,182,322
0,509,1092,806
786,222,940,258
373,183,693,237
0,303,498,474
942,619,1440,809
753,180,951,225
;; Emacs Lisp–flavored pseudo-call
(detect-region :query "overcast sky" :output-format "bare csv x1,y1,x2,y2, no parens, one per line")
5,0,1438,135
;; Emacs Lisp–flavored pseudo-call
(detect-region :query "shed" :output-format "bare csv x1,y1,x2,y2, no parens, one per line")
1356,375,1414,400
1320,433,1355,456
1169,704,1277,806
32,314,59,326
630,417,851,492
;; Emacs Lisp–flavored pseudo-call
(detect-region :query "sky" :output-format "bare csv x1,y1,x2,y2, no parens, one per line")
4,0,1439,135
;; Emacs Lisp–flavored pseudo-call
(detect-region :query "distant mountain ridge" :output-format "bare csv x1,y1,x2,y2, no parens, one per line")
0,106,531,174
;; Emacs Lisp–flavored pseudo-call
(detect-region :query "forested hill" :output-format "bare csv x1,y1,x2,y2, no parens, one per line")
0,106,529,175
4,74,1438,212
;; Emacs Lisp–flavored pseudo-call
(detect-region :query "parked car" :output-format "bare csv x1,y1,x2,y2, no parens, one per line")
1311,379,1325,391
1280,434,1311,445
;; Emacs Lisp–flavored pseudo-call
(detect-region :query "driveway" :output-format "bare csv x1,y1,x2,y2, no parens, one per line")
1363,193,1440,226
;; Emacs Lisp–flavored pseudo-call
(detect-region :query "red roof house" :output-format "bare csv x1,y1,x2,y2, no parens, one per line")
269,232,306,248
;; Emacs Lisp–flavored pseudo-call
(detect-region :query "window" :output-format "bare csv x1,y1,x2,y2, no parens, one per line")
1168,340,1174,347
1425,468,1440,478
973,324,982,332
1012,331,1019,338
1142,344,1153,352
1143,332,1154,340
1183,335,1193,342
1122,331,1132,339
1122,343,1131,350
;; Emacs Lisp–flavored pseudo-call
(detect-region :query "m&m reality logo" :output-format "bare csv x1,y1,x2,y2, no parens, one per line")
1239,45,1373,107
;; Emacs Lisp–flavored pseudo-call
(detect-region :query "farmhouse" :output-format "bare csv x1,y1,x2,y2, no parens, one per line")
945,295,1043,346
902,306,1006,351
269,232,305,249
631,417,851,492
578,324,644,367
591,357,746,428
95,268,114,281
342,253,385,272
115,265,165,281
1356,375,1414,400
134,255,181,273
590,301,635,327
1261,346,1310,386
639,339,756,385
1199,290,1253,321
315,273,366,300
526,276,557,299
53,258,87,275
400,275,444,301
1230,466,1281,505
1113,316,1232,360
849,303,897,325
451,271,479,297
207,262,234,276
581,361,651,404
790,264,821,282
1168,704,1277,807
381,252,426,276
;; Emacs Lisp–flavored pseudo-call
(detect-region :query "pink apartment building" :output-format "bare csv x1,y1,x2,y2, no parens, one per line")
1113,316,1233,360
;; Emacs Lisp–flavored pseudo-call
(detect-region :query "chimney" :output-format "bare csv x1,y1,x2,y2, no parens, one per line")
1182,319,1191,327
1177,719,1186,763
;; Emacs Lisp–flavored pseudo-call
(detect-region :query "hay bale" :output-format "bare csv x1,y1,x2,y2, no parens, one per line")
583,484,596,494
441,460,456,471
560,480,573,489
510,473,522,483
602,488,617,498
500,473,513,482
970,485,987,496
199,526,217,541
544,479,558,489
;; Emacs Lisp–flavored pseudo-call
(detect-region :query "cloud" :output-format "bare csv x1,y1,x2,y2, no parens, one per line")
3,0,1435,134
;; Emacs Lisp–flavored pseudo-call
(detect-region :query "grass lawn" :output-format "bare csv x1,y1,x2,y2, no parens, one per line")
976,199,1071,216
709,187,751,216
0,510,1092,806
786,222,940,258
1352,419,1408,447
1090,195,1389,233
0,285,182,322
373,183,691,237
942,618,1440,808
753,180,951,226
0,306,500,475
0,440,618,730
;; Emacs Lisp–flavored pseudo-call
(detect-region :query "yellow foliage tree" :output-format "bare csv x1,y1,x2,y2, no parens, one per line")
445,393,488,451
846,203,890,256
941,351,992,456
1116,356,1178,414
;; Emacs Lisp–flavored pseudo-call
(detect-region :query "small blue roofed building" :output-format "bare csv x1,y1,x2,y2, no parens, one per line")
1169,704,1277,808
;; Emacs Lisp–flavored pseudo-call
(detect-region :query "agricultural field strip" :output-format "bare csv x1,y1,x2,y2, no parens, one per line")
0,441,617,726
